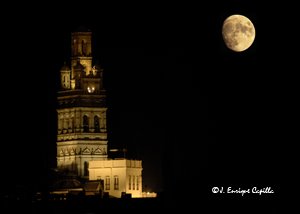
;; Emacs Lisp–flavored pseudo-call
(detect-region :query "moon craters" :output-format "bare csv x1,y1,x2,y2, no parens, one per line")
222,15,255,52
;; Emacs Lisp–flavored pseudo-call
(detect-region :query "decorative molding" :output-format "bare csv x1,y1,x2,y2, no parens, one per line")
82,147,91,155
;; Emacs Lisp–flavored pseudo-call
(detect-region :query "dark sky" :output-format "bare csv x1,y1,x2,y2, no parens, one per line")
2,1,292,205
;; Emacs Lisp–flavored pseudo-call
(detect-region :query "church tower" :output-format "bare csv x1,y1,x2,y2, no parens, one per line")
56,28,107,178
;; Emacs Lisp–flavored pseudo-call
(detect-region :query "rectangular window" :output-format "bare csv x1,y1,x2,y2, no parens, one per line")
114,176,119,190
133,176,135,190
105,176,110,190
129,175,131,190
137,176,139,190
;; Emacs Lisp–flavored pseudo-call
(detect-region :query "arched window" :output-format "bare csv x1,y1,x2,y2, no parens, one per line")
65,119,69,131
84,161,89,176
83,115,89,132
71,118,75,133
73,40,77,56
71,161,76,172
82,40,86,56
105,176,110,190
114,176,119,190
94,116,100,132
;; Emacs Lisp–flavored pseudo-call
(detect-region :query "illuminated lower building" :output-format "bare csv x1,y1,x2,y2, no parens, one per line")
56,27,143,198
89,159,143,198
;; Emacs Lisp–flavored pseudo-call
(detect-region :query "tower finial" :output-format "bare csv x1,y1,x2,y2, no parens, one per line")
75,25,91,32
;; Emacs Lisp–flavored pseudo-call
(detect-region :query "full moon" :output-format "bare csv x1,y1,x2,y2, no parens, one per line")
222,14,255,52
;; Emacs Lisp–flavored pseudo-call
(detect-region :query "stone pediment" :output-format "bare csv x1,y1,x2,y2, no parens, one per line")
94,147,105,155
82,147,91,154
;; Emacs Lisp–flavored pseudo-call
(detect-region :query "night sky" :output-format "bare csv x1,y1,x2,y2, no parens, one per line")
2,1,291,207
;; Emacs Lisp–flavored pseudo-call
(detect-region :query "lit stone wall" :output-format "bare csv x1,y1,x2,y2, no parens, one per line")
57,107,107,135
57,106,108,176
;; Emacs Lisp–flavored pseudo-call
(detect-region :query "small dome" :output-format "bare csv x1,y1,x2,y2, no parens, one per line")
75,25,91,32
60,64,70,71
60,62,70,71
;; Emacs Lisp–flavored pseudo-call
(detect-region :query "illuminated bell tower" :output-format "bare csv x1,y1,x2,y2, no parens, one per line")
57,28,107,178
